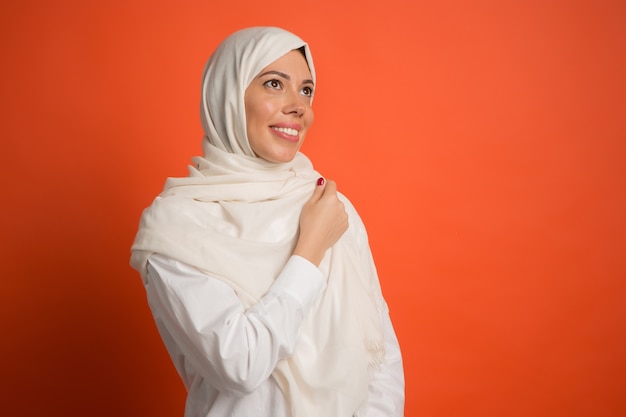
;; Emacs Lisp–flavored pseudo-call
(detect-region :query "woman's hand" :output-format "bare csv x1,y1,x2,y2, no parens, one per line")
293,178,349,266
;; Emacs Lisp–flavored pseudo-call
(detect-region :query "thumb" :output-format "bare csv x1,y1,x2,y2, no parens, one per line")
309,177,326,201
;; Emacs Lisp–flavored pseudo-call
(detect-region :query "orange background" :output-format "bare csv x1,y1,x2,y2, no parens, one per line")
1,1,625,416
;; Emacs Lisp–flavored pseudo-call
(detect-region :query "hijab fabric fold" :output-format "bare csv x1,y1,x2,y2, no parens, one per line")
131,27,385,417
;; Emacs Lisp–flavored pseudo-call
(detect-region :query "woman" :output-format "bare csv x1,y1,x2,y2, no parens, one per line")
131,26,404,417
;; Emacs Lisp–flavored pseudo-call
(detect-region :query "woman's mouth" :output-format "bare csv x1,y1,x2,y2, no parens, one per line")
271,126,299,137
270,126,300,142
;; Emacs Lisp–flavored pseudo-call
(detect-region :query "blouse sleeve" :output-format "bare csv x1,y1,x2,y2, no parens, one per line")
144,253,326,397
355,304,406,417
338,194,405,416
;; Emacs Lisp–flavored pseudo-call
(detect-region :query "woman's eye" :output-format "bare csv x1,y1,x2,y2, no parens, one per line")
263,79,282,89
301,86,314,97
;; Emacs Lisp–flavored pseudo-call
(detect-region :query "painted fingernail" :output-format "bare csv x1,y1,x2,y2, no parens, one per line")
317,177,325,186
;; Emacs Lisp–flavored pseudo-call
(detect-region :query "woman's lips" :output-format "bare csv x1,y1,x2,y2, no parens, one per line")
270,125,301,142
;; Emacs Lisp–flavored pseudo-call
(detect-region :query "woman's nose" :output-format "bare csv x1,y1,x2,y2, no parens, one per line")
288,104,305,117
283,91,306,116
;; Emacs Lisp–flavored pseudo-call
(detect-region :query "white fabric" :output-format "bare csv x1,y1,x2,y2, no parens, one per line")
130,27,396,417
144,254,404,417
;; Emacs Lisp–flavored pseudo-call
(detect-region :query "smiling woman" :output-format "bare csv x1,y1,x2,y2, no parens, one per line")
129,27,404,417
244,49,315,163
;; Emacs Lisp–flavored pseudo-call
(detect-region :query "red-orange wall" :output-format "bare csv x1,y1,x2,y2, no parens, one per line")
1,1,625,416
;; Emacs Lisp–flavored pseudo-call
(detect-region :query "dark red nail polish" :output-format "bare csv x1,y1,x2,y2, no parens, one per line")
317,177,325,186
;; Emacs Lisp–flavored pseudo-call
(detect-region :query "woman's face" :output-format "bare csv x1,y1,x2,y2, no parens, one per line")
244,50,314,163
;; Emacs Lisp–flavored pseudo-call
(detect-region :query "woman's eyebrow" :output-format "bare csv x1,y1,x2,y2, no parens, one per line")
258,70,314,85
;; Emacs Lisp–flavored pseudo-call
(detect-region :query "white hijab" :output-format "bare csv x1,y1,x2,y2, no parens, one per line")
131,27,385,417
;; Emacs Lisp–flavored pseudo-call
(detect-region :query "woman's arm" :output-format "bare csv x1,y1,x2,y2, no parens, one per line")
337,193,405,416
146,253,325,397
355,306,405,417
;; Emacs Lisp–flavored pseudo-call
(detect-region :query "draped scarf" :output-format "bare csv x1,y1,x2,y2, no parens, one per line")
130,27,385,417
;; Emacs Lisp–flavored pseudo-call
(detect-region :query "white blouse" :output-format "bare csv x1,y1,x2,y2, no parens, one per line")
144,253,404,417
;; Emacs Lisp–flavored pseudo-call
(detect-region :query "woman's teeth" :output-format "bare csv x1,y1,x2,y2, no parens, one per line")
272,126,298,137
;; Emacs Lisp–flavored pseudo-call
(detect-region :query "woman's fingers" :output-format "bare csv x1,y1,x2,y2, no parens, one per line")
294,178,348,266
308,177,326,202
321,179,337,197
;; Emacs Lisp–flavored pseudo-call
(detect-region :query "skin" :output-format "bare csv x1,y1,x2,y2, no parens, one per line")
294,179,349,266
244,50,348,265
244,49,315,164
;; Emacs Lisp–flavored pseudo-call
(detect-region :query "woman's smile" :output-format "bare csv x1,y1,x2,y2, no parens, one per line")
270,124,301,142
244,49,314,163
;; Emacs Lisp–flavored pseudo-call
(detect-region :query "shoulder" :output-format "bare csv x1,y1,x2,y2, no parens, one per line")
141,193,213,229
337,192,370,246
